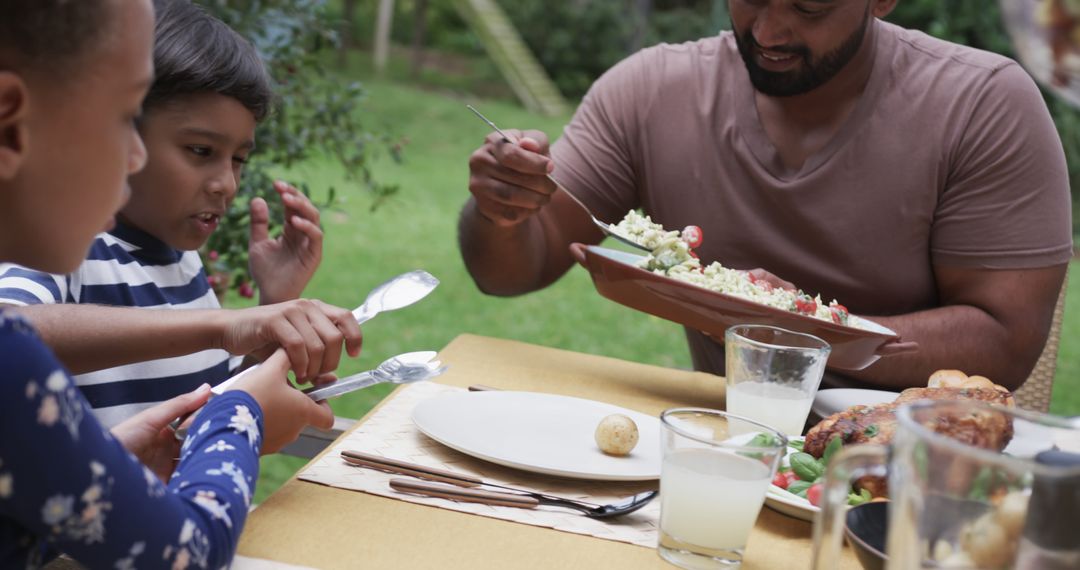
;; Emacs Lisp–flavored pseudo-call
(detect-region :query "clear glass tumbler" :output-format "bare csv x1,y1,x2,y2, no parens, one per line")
724,324,830,436
658,408,788,569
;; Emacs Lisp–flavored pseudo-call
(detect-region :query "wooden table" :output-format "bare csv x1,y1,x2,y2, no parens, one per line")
237,334,858,569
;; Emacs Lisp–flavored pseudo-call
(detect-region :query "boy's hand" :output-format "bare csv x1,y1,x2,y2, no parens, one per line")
111,384,212,482
222,300,362,381
249,180,324,305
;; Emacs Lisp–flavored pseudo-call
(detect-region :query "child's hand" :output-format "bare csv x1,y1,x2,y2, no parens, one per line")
249,180,323,305
229,349,335,455
220,299,363,381
111,384,213,481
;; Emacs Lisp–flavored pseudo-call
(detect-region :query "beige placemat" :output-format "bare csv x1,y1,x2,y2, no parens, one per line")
298,382,660,548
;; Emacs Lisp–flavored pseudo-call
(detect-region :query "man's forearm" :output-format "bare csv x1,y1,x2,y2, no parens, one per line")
12,304,227,374
847,305,1045,391
457,198,553,296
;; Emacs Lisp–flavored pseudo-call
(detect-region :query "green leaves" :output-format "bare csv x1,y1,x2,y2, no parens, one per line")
822,436,843,464
790,452,825,482
788,480,814,498
848,488,873,506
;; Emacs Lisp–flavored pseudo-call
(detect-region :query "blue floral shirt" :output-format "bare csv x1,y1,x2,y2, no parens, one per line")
0,311,263,569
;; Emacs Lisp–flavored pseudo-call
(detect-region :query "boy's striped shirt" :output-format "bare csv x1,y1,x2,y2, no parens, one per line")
0,222,239,427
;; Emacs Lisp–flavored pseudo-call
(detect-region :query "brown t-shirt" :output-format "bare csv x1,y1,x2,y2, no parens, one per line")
550,20,1073,376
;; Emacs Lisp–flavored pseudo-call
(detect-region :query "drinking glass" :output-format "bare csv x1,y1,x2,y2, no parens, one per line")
813,399,1080,569
659,408,788,569
724,325,830,436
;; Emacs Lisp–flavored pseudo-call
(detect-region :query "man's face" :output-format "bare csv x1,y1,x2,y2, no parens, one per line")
3,0,154,273
122,92,256,251
730,0,873,97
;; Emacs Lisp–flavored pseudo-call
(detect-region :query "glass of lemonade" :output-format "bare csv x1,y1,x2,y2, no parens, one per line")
658,408,787,569
724,325,830,436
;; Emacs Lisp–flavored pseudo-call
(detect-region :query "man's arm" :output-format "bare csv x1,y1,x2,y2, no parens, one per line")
458,131,603,296
10,300,362,380
848,264,1067,391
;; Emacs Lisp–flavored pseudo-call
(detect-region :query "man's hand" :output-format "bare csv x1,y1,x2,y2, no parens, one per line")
746,268,797,292
111,384,212,482
249,180,324,305
220,300,362,382
468,130,558,227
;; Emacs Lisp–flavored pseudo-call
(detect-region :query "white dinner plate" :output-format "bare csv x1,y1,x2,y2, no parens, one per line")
811,388,898,419
411,391,662,481
765,485,818,522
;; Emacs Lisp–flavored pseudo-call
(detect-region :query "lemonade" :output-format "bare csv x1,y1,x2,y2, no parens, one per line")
726,381,815,436
659,449,773,560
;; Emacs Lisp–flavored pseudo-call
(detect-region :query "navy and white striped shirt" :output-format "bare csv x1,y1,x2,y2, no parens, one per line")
0,222,239,428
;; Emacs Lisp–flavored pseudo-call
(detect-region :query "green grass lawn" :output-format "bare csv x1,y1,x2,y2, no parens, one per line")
246,69,1080,503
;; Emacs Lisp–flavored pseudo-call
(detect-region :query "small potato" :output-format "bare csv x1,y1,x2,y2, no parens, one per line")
960,375,995,390
995,491,1029,537
929,369,969,388
595,414,639,456
961,513,1016,568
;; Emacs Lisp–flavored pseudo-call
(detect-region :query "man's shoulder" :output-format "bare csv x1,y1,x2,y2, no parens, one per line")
628,34,738,72
886,21,1018,78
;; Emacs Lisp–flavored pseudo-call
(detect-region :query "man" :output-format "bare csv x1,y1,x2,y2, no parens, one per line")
458,0,1073,390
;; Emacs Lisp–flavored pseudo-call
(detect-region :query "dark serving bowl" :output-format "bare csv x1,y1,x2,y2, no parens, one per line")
570,243,915,370
844,501,888,570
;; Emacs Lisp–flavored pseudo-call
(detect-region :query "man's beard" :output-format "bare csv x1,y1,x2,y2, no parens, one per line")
734,18,870,97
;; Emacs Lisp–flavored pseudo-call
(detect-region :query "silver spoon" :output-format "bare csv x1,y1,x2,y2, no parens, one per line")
353,270,440,325
304,351,446,401
206,270,439,394
172,271,440,438
465,105,650,253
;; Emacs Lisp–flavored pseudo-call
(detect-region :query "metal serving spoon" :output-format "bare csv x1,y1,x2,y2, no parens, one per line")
465,105,650,253
204,270,439,395
353,270,440,325
172,271,440,438
303,351,446,401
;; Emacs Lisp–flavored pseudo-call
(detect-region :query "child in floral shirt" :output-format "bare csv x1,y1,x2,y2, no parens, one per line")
0,1,332,567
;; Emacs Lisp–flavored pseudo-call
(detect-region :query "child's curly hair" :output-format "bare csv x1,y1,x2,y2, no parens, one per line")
0,0,112,74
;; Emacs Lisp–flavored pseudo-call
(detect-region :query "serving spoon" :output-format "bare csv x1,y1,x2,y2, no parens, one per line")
465,105,650,253
172,270,440,438
210,269,439,394
353,270,440,325
303,351,446,401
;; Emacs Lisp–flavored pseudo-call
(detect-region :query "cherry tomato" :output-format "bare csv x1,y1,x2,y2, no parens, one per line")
772,472,789,489
681,225,703,248
806,483,823,507
794,295,817,315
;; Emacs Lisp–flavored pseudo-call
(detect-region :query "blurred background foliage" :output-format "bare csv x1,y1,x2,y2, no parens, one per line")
336,0,1080,238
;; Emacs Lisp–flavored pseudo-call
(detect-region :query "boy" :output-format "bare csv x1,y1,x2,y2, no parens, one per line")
0,0,362,427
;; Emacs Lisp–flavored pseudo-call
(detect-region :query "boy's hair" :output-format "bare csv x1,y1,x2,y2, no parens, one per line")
145,0,274,121
0,0,111,73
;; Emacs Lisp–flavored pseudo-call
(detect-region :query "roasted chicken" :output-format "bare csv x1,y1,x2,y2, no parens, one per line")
803,386,1015,497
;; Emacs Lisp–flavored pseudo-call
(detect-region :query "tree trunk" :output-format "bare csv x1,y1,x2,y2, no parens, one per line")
411,0,430,78
374,0,396,75
338,0,358,67
630,0,652,52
